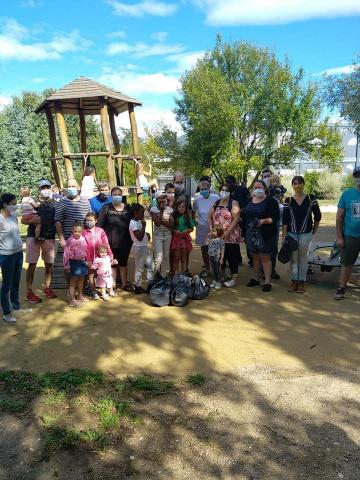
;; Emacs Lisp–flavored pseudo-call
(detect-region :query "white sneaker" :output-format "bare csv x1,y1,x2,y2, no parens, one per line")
3,314,17,323
209,280,216,288
13,308,33,316
223,279,236,288
214,282,222,290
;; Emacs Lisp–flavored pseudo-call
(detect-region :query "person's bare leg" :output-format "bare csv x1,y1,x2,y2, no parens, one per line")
68,278,77,302
77,277,85,299
253,254,261,279
44,263,53,289
184,249,190,272
112,267,117,288
339,265,353,288
201,246,210,270
169,250,175,275
261,255,272,284
120,266,128,289
173,250,181,274
88,272,96,292
26,263,37,293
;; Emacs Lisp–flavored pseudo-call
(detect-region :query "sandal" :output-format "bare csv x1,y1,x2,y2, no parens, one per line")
246,279,260,287
122,284,134,292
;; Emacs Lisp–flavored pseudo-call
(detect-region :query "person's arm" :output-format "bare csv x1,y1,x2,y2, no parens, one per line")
336,208,345,247
259,197,279,226
220,241,225,264
281,198,290,238
223,201,241,238
311,196,321,235
21,214,41,225
63,240,71,270
207,206,215,230
54,200,66,247
151,210,163,228
132,220,146,241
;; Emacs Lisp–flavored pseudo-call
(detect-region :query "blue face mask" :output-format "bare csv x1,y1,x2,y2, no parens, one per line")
200,190,210,198
112,195,123,205
66,187,78,199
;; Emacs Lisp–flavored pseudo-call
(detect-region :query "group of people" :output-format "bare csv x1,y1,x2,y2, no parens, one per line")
0,166,359,322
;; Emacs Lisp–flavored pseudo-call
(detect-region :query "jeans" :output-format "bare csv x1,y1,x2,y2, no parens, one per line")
153,229,172,274
288,232,312,282
131,245,154,287
0,251,23,315
210,255,221,282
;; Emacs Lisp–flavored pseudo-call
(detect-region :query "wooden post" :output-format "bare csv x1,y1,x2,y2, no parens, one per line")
45,106,63,188
55,102,74,181
109,108,124,185
99,97,116,187
128,102,143,204
79,109,87,172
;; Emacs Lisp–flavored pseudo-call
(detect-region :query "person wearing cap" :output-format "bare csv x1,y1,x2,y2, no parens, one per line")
21,179,58,303
150,190,174,274
334,165,360,300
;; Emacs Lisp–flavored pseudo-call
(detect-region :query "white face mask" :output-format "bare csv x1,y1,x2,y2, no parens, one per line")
253,188,265,198
220,191,230,198
263,177,271,186
174,183,184,193
41,189,52,198
6,204,18,214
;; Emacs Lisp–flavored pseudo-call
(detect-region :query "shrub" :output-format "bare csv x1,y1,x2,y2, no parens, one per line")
317,172,341,199
304,171,321,196
341,173,356,191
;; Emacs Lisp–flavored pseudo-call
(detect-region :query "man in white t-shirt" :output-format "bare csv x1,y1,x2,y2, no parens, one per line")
129,204,154,294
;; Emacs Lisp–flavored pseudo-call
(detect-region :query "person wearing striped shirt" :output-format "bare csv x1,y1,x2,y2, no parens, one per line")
55,179,91,247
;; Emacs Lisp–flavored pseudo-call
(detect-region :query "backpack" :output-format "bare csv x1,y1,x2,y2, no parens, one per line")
278,235,299,264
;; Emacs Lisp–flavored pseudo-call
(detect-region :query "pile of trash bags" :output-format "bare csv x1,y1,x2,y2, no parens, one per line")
150,272,210,307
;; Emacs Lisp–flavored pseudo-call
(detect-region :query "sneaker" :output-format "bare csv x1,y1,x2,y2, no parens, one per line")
69,300,81,307
3,314,16,323
91,292,100,300
262,283,272,292
134,286,146,294
77,296,89,304
199,268,210,278
102,294,110,302
246,279,260,287
43,287,57,299
223,279,236,288
334,287,345,300
214,282,222,290
13,308,33,316
26,291,42,304
209,280,216,288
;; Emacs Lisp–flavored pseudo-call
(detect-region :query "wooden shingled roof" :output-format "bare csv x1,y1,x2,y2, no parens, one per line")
35,76,142,115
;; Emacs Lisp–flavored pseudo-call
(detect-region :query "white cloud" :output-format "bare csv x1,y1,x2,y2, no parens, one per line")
107,41,185,57
108,0,178,17
98,71,180,95
21,0,42,7
0,19,89,61
0,95,12,111
106,30,127,39
151,31,168,42
316,64,359,76
166,50,205,72
115,104,181,137
32,77,46,83
193,0,360,25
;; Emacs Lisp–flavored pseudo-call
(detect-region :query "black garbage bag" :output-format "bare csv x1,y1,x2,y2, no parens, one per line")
170,274,193,307
278,235,298,264
245,219,265,253
191,275,210,300
150,273,171,307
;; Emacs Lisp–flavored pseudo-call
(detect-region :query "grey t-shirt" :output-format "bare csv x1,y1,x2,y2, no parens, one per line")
208,237,225,257
0,213,23,255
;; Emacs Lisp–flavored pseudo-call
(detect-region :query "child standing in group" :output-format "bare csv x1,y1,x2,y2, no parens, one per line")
170,200,195,274
80,166,97,199
207,224,225,290
91,245,117,301
129,204,154,294
63,222,89,307
20,186,41,239
82,211,114,299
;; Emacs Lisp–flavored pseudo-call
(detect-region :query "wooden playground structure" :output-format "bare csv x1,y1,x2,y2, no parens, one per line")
35,76,145,201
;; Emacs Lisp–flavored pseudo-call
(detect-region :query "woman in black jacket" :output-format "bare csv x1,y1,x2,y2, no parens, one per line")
244,180,280,292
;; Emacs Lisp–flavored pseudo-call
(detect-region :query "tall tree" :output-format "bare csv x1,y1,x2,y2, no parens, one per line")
175,37,343,181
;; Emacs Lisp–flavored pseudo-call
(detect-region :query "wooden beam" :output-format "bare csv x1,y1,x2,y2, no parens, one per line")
55,102,74,181
79,109,87,172
128,103,140,156
99,97,116,187
45,106,63,188
64,152,110,158
109,108,124,185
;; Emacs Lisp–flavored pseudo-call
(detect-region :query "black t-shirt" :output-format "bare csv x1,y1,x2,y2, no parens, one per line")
282,195,321,234
97,203,132,249
245,196,280,240
27,199,56,239
230,185,250,210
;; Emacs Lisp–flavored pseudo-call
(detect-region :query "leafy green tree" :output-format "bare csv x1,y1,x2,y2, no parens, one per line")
175,37,343,181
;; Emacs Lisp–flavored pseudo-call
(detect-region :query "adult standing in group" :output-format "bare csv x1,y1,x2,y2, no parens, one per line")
268,173,286,280
89,180,112,216
193,180,219,276
282,176,321,293
0,193,23,323
55,179,91,246
97,187,133,291
245,180,280,293
208,184,242,287
334,166,360,300
22,180,57,304
173,172,192,211
150,191,173,274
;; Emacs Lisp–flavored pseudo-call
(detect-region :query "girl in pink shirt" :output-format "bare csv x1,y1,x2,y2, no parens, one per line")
91,245,117,300
63,222,89,307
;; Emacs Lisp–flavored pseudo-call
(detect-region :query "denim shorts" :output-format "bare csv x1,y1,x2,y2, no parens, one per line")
69,259,88,277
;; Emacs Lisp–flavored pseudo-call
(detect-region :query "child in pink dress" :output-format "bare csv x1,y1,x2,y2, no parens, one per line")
91,245,117,300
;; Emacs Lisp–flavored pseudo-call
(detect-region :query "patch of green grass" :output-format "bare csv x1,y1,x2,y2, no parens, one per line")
0,370,40,394
44,426,107,453
116,401,130,416
41,413,62,428
187,374,206,386
40,369,104,392
0,398,28,412
93,397,120,430
127,375,174,393
42,389,66,405
114,380,126,394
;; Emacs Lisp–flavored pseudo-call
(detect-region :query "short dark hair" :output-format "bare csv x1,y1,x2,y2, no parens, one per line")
130,203,144,217
225,175,236,184
292,175,305,185
84,165,96,176
164,182,174,190
72,221,84,230
199,175,211,183
0,192,16,209
86,211,97,220
111,186,122,195
262,168,273,175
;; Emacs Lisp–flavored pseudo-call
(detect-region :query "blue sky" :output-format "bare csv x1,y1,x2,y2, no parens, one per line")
0,0,359,134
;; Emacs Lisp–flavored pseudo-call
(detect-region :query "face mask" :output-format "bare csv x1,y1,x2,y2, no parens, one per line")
263,177,271,186
174,183,184,193
355,177,360,188
86,220,96,229
67,187,78,199
200,190,210,198
41,189,51,198
99,191,109,199
167,193,175,199
253,188,265,198
6,204,18,214
220,191,230,198
112,195,123,205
